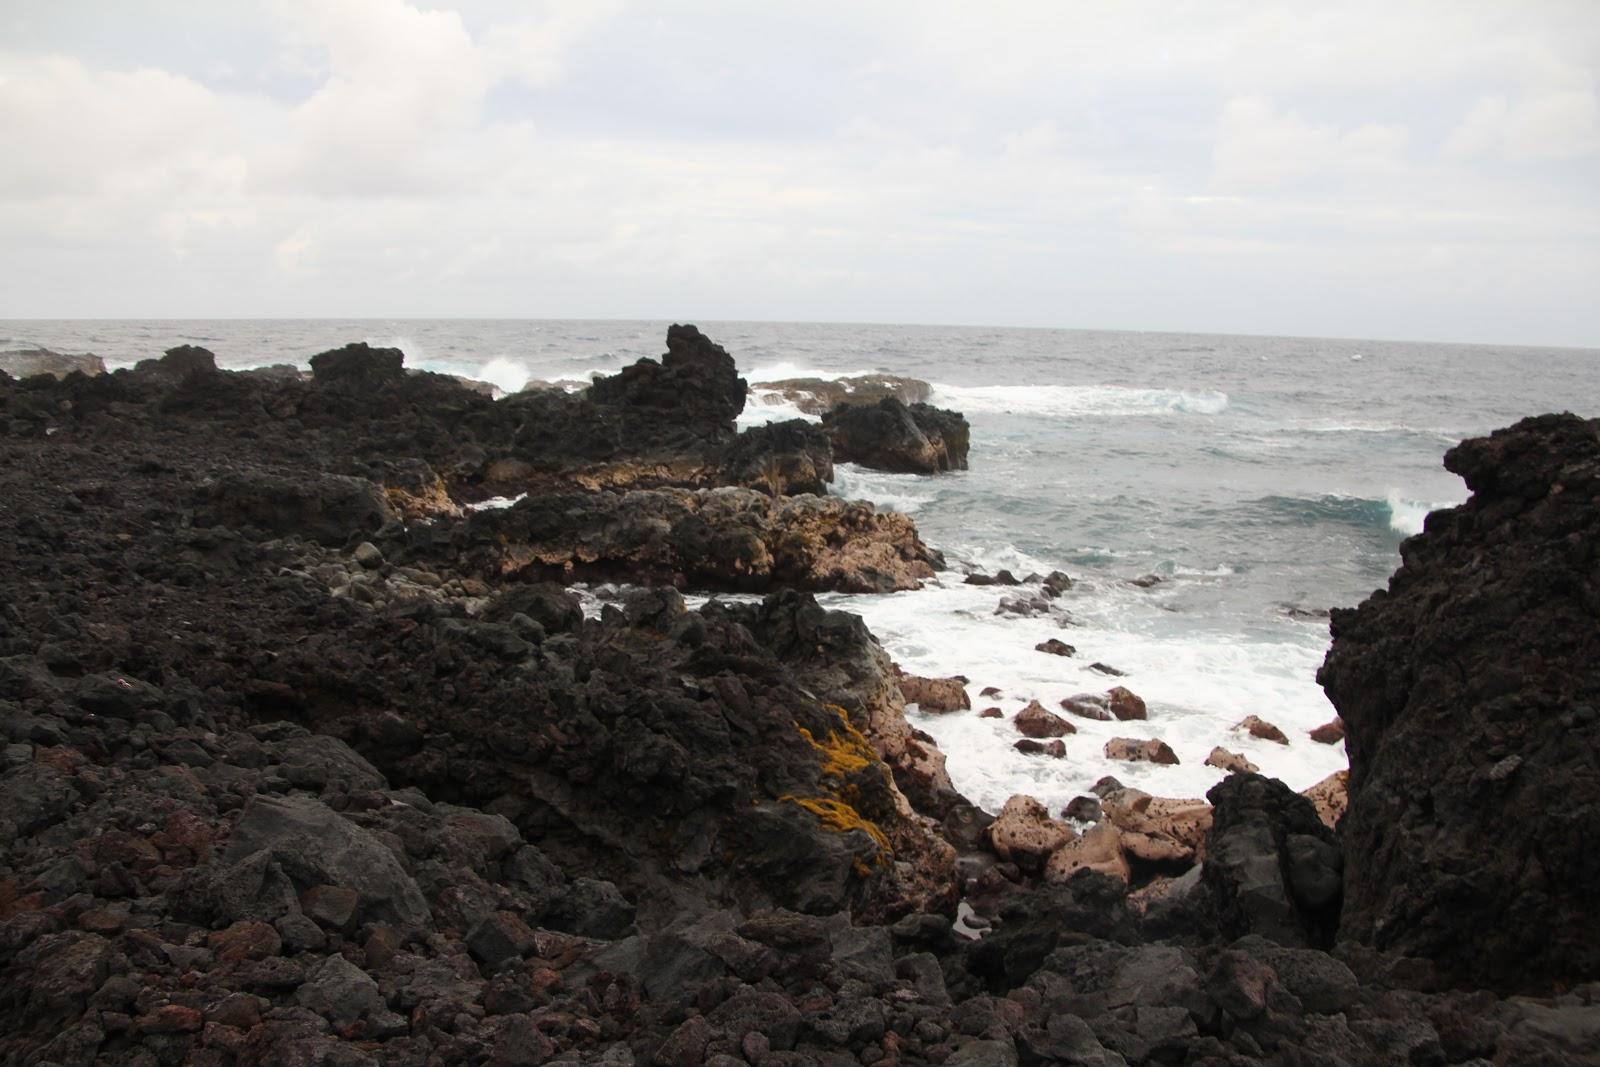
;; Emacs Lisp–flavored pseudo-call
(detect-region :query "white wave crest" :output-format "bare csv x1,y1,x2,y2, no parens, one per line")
1384,490,1457,536
738,392,823,427
831,463,938,514
930,383,1229,418
477,357,530,395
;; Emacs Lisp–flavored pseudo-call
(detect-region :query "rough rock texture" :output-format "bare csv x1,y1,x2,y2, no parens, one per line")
1320,413,1600,995
420,486,940,594
0,345,107,379
4,356,1596,1066
822,398,970,474
1013,701,1074,739
1203,773,1342,950
751,374,932,415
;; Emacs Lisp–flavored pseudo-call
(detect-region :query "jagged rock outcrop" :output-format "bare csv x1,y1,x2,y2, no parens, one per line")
410,486,940,594
1320,413,1600,994
0,344,105,379
823,397,971,474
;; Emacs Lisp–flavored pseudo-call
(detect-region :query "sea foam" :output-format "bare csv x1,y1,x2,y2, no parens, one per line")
930,383,1229,418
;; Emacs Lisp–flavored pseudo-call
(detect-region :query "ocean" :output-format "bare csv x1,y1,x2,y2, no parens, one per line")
8,318,1597,814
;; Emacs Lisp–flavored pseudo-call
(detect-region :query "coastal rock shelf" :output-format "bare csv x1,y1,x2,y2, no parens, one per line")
1,329,1596,1065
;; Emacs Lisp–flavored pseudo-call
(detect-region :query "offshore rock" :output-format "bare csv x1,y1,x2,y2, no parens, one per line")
1319,412,1600,994
822,397,970,473
751,373,932,415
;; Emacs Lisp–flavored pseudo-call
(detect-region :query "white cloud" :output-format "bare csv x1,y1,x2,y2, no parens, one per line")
1445,90,1600,161
1211,96,1408,192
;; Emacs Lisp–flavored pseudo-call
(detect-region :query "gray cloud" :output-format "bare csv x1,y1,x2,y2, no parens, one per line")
1,0,1596,345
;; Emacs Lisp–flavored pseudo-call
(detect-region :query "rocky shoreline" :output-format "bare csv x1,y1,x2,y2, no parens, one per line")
1,328,1596,1065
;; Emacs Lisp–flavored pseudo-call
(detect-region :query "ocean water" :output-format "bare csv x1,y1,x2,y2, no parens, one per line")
8,318,1598,814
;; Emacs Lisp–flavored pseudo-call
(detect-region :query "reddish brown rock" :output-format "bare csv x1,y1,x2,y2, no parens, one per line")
1205,747,1259,774
1103,796,1212,866
985,795,1076,873
979,686,1003,698
207,920,282,966
301,885,360,932
1013,699,1075,738
1105,737,1180,765
1309,718,1346,744
1060,686,1148,722
1235,715,1289,744
135,1005,203,1034
978,706,1003,719
896,672,970,712
1302,770,1349,830
1034,638,1076,657
1013,738,1066,758
1044,823,1130,885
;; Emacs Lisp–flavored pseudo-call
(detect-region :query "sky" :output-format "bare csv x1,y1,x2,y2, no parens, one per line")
1,1,1597,346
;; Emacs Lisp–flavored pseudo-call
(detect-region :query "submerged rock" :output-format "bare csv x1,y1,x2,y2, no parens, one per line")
1320,413,1600,994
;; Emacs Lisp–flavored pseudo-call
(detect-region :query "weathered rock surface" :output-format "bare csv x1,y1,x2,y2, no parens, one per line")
1013,700,1074,738
0,344,106,379
423,486,940,594
752,373,932,415
1320,413,1600,994
2,355,1593,1066
823,397,970,473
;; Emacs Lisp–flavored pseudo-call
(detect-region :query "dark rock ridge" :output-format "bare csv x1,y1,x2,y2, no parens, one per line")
823,397,971,474
752,373,933,415
1320,412,1600,995
2,348,1597,1064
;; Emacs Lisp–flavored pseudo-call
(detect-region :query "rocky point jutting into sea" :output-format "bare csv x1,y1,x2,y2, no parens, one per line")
0,326,1596,1066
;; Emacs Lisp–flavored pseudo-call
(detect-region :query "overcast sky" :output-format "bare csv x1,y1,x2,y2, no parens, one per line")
2,1,1597,345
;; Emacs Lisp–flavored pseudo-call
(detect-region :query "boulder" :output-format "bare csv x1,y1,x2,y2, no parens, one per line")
1013,738,1066,758
1319,414,1600,994
986,795,1076,873
1203,773,1341,948
822,397,970,473
220,795,432,937
1013,699,1075,738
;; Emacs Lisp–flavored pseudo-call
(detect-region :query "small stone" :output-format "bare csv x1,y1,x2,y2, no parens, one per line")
206,920,282,966
301,884,360,931
352,542,385,569
1062,796,1103,823
1205,747,1259,774
1034,639,1075,657
1105,737,1180,765
1309,718,1345,744
1014,699,1075,738
1013,739,1066,758
467,911,537,967
1236,715,1289,744
1088,662,1127,677
978,706,1003,719
978,686,1003,698
136,1005,203,1034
